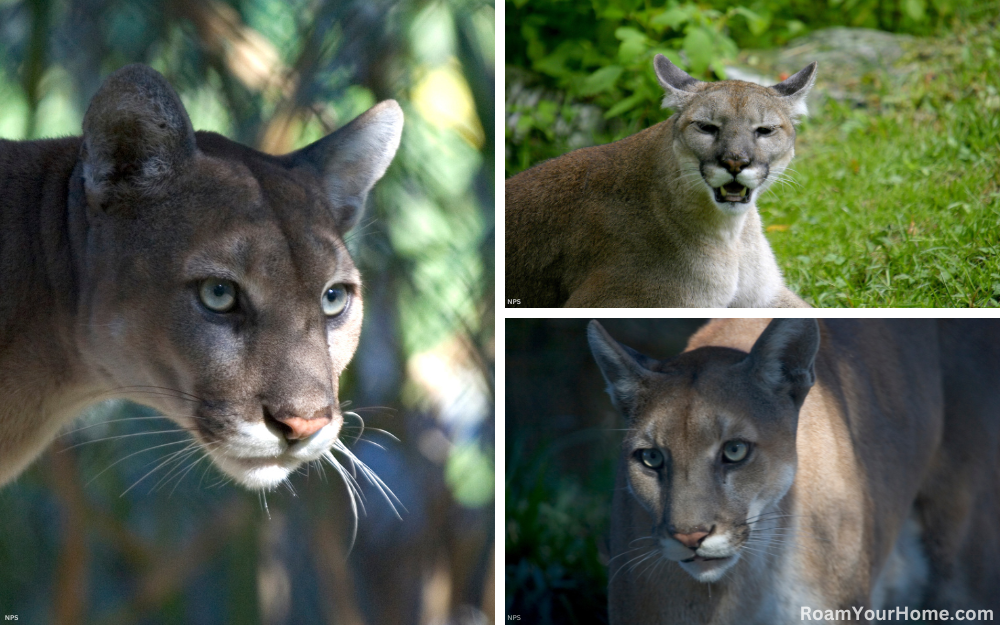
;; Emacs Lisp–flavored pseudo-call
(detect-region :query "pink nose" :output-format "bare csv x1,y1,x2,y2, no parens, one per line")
673,530,710,550
265,406,332,440
722,157,749,173
279,413,330,439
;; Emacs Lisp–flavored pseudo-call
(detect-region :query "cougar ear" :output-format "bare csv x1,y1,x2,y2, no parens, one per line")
290,100,403,232
747,318,820,409
770,62,817,121
588,320,656,418
653,54,701,111
81,64,197,211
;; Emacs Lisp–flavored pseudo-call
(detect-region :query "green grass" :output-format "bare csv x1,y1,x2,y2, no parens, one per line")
760,19,1000,307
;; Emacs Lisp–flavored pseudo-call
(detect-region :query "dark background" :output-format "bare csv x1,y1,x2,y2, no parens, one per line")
505,319,706,624
0,0,495,623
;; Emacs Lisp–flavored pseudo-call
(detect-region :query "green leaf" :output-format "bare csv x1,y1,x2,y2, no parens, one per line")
604,92,646,119
616,26,648,63
683,27,714,76
600,7,626,20
732,6,770,36
532,41,577,78
619,39,647,63
785,19,806,38
445,442,495,508
904,0,927,21
614,26,646,41
651,5,694,29
579,65,624,96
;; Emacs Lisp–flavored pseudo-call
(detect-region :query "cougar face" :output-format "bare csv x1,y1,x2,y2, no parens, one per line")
80,159,358,489
72,65,402,489
589,318,818,583
654,56,817,215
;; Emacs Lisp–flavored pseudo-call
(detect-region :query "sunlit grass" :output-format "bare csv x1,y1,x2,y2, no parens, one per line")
761,20,1000,307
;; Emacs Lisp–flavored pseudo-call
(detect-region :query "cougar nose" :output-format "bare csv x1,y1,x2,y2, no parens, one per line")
672,527,712,550
722,155,750,173
263,404,333,440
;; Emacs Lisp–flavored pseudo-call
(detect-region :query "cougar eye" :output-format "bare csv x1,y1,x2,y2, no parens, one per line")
199,278,237,313
755,126,775,137
696,122,719,135
721,440,749,463
321,282,350,317
639,448,664,469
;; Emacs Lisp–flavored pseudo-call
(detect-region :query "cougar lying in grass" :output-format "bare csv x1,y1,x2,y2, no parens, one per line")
506,56,816,308
0,65,403,492
589,318,1000,623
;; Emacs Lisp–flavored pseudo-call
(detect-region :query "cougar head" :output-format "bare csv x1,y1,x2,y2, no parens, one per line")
654,55,817,214
589,318,819,582
76,64,403,489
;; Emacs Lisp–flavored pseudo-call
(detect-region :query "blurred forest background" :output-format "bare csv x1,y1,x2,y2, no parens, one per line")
505,319,705,624
0,0,494,623
506,0,1000,307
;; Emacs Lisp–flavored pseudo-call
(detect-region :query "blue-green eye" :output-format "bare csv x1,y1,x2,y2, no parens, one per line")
199,278,237,312
722,440,749,463
640,448,664,469
321,283,350,317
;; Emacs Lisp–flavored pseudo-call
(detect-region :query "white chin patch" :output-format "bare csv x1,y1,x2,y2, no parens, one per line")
206,420,342,490
208,453,298,489
233,463,294,490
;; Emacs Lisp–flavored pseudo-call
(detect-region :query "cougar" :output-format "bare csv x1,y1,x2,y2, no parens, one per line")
506,56,817,308
589,318,1000,623
0,65,403,490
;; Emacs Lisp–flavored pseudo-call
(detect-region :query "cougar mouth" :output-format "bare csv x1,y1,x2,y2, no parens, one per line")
682,555,731,563
714,181,752,204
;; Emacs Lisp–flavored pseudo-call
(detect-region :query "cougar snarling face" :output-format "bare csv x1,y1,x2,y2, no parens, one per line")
74,65,402,490
654,56,817,215
589,319,819,582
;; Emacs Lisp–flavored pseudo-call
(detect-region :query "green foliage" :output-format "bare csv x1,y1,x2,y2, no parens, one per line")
506,440,611,624
507,1,749,161
505,0,982,177
765,19,1000,307
707,0,982,49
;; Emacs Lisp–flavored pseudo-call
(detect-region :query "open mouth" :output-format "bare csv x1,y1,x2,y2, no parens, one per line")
714,181,752,203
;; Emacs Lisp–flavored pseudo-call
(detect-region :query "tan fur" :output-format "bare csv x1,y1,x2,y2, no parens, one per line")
0,65,403,489
506,57,817,308
590,318,1000,623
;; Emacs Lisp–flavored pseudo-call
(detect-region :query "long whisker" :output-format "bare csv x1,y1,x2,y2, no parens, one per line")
61,428,192,451
331,440,405,518
151,444,207,493
167,452,212,496
119,442,204,497
84,439,192,487
62,416,194,437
